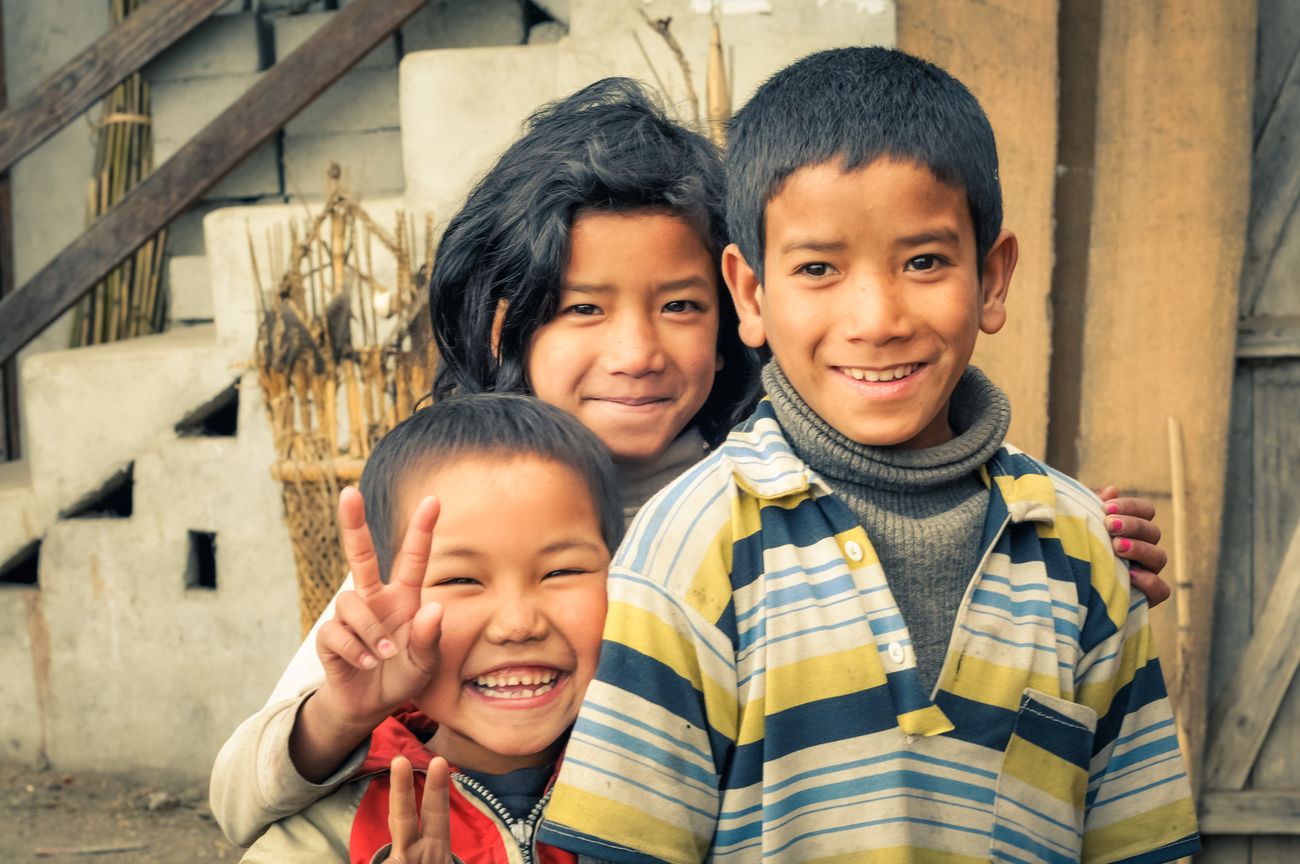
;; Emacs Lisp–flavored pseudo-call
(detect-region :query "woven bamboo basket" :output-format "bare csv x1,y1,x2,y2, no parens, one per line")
251,165,436,635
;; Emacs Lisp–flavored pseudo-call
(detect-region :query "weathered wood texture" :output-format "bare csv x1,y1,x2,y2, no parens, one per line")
0,0,228,174
1063,0,1253,793
1200,791,1300,835
1204,517,1300,789
896,0,1056,456
0,0,429,365
1200,1,1300,859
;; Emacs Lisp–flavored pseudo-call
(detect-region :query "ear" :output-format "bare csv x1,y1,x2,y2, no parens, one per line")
978,229,1018,335
722,243,768,349
490,298,509,361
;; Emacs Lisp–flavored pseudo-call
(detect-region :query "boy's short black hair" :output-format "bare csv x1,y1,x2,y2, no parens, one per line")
359,393,625,579
725,47,1002,281
429,77,760,446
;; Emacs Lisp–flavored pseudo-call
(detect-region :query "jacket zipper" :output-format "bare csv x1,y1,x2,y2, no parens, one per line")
451,771,553,864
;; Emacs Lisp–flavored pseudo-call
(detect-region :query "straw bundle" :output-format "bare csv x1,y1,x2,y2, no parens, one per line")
71,0,167,347
252,165,436,634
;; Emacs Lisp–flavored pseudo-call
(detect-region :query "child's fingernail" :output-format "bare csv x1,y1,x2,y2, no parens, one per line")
1118,539,1132,553
1105,503,1118,515
360,654,377,669
377,639,395,657
1109,519,1123,533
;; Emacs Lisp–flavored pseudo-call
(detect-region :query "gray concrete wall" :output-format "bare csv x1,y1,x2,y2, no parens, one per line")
0,0,895,781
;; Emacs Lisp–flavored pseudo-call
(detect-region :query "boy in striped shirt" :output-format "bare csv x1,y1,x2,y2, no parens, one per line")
539,47,1199,863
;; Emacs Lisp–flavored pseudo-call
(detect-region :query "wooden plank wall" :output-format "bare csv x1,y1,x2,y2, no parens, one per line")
1199,0,1300,859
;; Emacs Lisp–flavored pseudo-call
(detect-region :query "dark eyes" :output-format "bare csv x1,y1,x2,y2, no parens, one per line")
663,299,703,313
433,576,479,587
796,262,833,278
564,303,601,316
544,568,590,579
904,255,944,272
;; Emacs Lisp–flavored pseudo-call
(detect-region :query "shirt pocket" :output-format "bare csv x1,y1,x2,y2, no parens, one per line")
989,688,1097,863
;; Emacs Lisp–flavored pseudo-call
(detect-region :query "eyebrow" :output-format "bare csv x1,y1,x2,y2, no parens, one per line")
777,239,847,255
894,228,962,247
561,276,712,294
538,538,605,555
430,538,603,560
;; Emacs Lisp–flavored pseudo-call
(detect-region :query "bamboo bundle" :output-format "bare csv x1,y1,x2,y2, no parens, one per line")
253,164,436,635
71,0,167,348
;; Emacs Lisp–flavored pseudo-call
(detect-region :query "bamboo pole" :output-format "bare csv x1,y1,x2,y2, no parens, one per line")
1167,415,1195,796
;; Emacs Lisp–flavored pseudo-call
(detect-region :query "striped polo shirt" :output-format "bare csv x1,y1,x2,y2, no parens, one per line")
538,400,1199,864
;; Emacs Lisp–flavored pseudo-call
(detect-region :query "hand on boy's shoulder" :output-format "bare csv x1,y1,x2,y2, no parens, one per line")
314,489,445,728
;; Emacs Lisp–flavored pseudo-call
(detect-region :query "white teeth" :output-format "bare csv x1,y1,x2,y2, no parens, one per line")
478,680,557,700
844,364,917,382
473,669,558,689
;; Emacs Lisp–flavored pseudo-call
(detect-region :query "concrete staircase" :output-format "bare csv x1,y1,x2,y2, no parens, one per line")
0,0,892,782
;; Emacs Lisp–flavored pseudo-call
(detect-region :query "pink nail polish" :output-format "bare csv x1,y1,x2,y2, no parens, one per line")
1105,503,1118,515
360,654,377,669
377,639,395,657
1110,519,1123,533
1118,539,1132,553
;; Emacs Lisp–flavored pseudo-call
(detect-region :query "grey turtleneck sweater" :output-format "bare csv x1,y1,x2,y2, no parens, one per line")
763,362,1011,694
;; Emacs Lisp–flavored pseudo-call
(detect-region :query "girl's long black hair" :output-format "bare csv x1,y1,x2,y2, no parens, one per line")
428,77,759,446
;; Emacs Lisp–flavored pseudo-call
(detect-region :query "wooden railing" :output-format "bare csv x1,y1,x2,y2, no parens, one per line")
0,0,429,365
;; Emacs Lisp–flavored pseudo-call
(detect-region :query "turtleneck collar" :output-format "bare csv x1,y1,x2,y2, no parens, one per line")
614,426,710,523
761,362,1011,493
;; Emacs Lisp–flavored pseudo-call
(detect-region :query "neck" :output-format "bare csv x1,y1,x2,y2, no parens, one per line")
761,362,1010,492
427,726,561,776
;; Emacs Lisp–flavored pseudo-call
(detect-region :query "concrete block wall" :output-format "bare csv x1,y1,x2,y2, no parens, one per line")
1,0,895,780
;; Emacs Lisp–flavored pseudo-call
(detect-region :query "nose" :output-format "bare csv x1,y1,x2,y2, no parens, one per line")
485,590,550,644
603,309,666,377
842,273,915,345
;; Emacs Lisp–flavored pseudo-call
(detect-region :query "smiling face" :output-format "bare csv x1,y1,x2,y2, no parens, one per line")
723,157,1016,449
394,453,610,774
526,209,722,466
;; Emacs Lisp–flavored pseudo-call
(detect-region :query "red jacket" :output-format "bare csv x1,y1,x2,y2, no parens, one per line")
348,710,578,864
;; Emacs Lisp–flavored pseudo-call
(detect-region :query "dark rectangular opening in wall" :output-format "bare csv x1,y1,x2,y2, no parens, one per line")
186,531,217,590
60,463,133,519
175,382,239,438
0,539,39,586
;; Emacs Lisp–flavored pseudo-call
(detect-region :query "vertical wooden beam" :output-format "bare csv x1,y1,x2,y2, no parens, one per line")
897,0,1058,457
1066,0,1254,787
0,1,17,461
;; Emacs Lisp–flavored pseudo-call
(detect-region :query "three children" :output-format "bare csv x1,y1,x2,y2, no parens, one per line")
218,47,1195,864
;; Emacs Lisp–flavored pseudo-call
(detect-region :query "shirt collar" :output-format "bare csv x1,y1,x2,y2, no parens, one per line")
723,400,1057,525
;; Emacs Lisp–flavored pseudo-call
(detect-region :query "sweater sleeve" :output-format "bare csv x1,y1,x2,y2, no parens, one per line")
210,577,367,847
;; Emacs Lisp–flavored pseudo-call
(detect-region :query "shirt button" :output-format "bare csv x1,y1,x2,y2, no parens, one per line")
845,541,864,561
888,641,906,664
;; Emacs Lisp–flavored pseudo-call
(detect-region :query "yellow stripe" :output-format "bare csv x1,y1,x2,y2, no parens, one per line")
764,645,889,715
1042,513,1129,629
737,694,767,746
1002,737,1088,806
897,704,954,737
605,600,738,742
1083,796,1198,863
946,653,1062,711
1078,620,1155,719
684,522,736,625
806,846,989,864
545,785,707,864
993,473,1056,510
